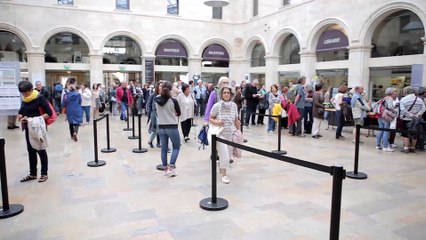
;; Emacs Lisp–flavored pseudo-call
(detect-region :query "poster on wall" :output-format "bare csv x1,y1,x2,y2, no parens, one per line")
0,61,21,116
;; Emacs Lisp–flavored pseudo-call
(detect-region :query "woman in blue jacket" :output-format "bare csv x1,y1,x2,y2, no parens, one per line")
62,84,83,141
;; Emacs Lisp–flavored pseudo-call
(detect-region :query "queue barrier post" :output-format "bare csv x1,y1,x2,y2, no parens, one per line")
199,134,229,211
346,124,367,179
101,113,117,153
0,139,24,219
87,117,106,167
128,109,138,140
240,108,247,143
330,165,345,240
123,105,132,131
133,114,148,153
271,115,287,155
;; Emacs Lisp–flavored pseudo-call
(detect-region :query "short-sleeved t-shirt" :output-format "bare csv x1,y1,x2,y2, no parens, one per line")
295,84,306,109
210,101,238,137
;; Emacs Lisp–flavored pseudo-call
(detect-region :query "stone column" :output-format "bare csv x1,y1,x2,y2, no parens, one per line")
348,45,371,90
299,50,316,80
188,57,202,83
26,51,45,84
422,37,426,86
89,53,103,85
264,56,279,87
229,59,250,84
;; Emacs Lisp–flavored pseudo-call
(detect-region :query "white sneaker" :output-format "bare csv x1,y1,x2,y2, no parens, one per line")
390,144,397,149
221,176,230,184
376,146,382,150
383,147,394,152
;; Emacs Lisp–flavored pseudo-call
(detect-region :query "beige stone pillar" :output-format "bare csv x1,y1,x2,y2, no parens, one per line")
89,53,103,85
26,51,45,84
299,50,316,80
264,56,279,87
229,59,250,85
188,57,202,83
348,45,371,91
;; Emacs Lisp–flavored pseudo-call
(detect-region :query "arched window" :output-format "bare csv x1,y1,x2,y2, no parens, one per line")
251,42,265,67
279,34,300,64
372,10,424,58
202,44,229,67
0,31,27,62
45,32,89,63
155,39,188,66
103,36,141,64
316,28,349,62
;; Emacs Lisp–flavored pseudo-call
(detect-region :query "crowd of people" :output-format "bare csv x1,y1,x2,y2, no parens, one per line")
12,76,426,184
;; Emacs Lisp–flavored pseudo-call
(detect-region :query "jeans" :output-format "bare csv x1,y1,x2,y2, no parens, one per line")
81,106,91,123
245,105,257,125
25,129,48,176
267,116,276,131
296,108,304,135
159,127,181,167
376,117,391,148
120,102,128,120
335,110,345,138
304,106,313,131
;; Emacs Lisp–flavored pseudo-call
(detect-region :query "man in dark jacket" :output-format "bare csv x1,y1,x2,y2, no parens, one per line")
244,79,260,126
35,80,50,102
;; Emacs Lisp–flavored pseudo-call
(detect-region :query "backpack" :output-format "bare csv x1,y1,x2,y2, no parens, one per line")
372,97,387,117
198,125,209,150
287,85,298,102
39,97,57,125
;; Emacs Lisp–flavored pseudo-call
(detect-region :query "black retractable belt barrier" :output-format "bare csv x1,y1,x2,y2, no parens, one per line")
88,116,107,167
347,124,426,180
123,105,132,131
199,134,229,211
101,114,117,153
200,135,345,239
240,108,248,143
133,114,148,153
128,110,138,140
0,139,24,219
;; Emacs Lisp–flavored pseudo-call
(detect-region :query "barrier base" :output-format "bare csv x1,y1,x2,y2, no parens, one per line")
346,171,368,180
200,197,229,211
101,147,117,153
87,160,106,167
243,139,248,143
0,204,24,219
123,128,133,131
271,150,287,155
128,136,139,140
133,148,148,153
156,164,165,171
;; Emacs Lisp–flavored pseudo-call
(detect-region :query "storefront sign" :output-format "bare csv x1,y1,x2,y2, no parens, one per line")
0,61,21,115
202,44,229,61
145,59,154,83
64,65,71,70
156,41,188,58
316,30,349,52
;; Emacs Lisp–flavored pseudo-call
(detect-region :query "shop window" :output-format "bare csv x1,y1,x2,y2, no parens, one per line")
370,67,411,101
155,58,188,66
372,10,424,58
0,31,27,62
279,34,300,65
116,0,129,10
45,32,89,63
167,0,179,15
316,69,348,91
251,42,265,67
57,0,73,5
213,7,222,19
316,29,349,62
103,35,141,65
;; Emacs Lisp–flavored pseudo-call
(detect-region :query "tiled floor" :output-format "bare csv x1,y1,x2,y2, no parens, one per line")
0,114,425,240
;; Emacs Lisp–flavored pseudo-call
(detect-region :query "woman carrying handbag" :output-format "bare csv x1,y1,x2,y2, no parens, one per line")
209,87,240,184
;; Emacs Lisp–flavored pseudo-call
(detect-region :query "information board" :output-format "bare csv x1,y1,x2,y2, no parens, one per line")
0,61,21,116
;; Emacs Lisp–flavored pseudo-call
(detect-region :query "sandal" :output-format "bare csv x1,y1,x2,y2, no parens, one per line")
38,175,48,183
20,175,37,182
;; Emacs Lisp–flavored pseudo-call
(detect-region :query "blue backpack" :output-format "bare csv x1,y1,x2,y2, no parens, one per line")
198,126,209,150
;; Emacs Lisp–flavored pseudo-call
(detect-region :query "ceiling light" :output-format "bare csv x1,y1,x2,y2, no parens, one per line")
204,0,229,7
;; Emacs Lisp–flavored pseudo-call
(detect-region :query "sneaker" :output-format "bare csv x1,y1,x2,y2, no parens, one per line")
312,135,320,139
383,147,394,152
156,143,161,148
390,144,397,149
72,133,78,142
221,176,230,184
164,168,172,177
148,141,154,148
376,146,382,150
317,134,323,138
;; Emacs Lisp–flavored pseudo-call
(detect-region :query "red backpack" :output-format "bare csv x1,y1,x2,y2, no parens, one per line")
39,97,57,125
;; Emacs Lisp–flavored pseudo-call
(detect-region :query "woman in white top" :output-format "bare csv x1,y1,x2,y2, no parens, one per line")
91,83,100,119
332,85,348,140
177,83,196,142
209,87,241,184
